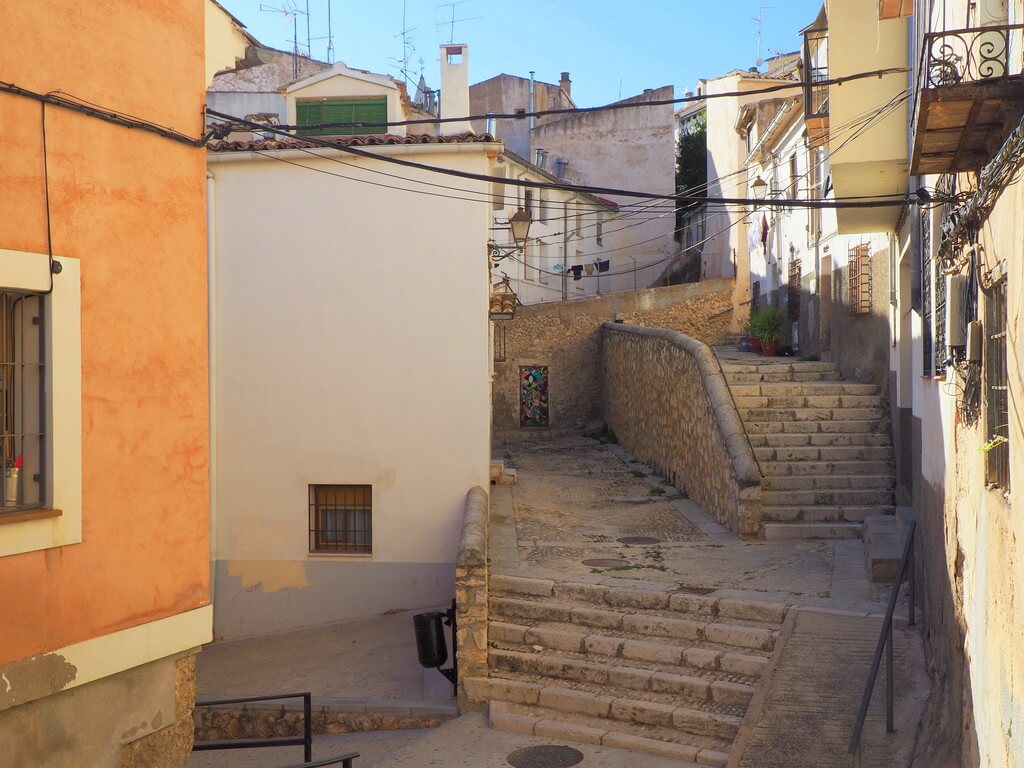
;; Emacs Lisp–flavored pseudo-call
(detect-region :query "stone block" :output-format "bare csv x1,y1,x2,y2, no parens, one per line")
717,598,788,624
489,621,527,645
682,647,721,670
702,622,775,650
608,666,651,692
538,687,614,717
609,697,676,726
601,731,699,762
605,588,669,610
524,627,585,653
697,749,730,767
552,581,608,603
673,707,741,740
490,574,554,597
582,634,624,657
622,613,703,640
489,709,536,736
534,719,605,745
668,593,718,616
570,606,624,630
620,639,684,665
648,670,709,700
720,652,767,677
710,680,754,706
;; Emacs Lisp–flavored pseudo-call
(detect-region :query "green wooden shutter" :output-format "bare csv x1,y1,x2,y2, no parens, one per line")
296,98,387,136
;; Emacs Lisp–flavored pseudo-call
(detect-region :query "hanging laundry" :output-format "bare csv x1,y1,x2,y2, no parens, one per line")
569,265,583,281
760,214,770,249
597,260,610,273
584,264,595,275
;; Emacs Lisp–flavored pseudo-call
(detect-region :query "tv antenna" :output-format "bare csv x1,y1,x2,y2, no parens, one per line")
309,0,336,64
391,0,418,88
752,5,773,68
260,1,308,78
436,1,481,43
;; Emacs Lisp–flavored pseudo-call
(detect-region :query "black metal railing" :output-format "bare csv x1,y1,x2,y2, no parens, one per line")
193,692,359,767
921,24,1024,89
848,519,917,767
802,28,829,119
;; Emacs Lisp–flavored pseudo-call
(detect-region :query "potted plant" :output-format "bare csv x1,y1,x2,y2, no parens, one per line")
756,307,786,357
748,309,764,354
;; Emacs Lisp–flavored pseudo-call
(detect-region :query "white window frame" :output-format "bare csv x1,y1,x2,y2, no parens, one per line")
0,250,82,557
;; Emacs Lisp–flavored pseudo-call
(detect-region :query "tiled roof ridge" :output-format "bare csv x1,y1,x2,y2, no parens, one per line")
207,132,495,152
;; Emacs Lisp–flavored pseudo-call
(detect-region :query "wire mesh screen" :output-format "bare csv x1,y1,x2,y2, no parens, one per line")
986,280,1009,490
309,484,372,553
0,291,46,511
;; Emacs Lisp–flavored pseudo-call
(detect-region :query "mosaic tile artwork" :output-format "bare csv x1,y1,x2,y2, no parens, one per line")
519,365,549,427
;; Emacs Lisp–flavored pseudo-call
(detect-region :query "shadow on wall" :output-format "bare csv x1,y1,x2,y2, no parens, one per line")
492,279,735,434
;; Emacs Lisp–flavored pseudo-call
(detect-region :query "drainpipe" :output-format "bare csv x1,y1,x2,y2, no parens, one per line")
206,171,218,603
529,71,536,130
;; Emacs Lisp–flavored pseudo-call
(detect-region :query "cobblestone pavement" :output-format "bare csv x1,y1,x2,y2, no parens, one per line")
493,433,891,611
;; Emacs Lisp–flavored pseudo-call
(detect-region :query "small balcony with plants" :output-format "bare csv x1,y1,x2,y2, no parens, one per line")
912,18,1024,174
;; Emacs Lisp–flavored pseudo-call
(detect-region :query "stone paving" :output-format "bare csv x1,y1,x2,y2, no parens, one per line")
493,434,892,612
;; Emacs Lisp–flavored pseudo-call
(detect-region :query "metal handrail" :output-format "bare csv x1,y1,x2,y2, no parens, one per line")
848,519,917,767
194,692,315,763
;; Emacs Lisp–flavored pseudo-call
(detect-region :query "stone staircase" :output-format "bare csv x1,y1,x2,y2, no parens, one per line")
720,358,895,539
464,574,788,766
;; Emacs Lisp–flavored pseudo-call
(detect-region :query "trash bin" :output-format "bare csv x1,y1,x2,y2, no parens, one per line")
413,611,448,669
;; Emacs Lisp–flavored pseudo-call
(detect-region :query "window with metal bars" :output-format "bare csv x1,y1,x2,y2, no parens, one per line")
985,280,1009,490
0,291,46,513
848,243,872,315
933,256,947,374
921,212,933,377
309,484,372,553
788,256,802,321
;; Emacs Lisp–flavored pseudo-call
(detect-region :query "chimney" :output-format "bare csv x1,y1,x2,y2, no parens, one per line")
560,71,572,101
439,44,472,135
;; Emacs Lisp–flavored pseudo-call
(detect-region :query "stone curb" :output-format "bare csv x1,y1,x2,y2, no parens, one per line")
602,322,762,489
456,486,489,567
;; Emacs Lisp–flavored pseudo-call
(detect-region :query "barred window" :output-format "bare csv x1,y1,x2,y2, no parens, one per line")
933,256,947,374
0,291,47,512
309,484,372,553
985,280,1009,490
921,212,933,377
848,243,872,315
788,257,802,321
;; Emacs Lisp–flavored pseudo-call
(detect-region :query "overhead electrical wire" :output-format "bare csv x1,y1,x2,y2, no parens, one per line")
212,66,910,132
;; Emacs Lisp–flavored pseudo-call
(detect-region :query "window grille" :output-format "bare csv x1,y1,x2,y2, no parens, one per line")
921,212,933,377
933,255,947,373
788,257,802,321
309,484,372,553
848,243,872,315
524,189,533,219
985,280,1009,490
0,291,46,512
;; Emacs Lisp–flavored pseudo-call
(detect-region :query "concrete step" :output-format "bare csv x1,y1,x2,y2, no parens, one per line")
754,445,894,462
467,675,743,744
760,505,895,524
725,371,843,383
760,460,894,477
749,433,892,448
744,419,887,435
761,475,895,491
760,488,894,507
488,647,757,708
489,596,779,652
863,514,902,582
728,382,879,397
490,700,729,766
721,362,839,374
739,407,885,423
734,395,884,409
489,575,789,625
488,619,768,681
762,522,864,540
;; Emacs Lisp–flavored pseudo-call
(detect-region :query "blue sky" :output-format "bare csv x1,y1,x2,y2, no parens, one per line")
219,0,823,106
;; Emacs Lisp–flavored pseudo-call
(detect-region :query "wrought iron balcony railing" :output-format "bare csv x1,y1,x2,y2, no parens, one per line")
920,23,1024,90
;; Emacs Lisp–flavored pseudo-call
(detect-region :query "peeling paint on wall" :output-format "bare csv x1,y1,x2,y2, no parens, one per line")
0,653,77,711
226,560,311,593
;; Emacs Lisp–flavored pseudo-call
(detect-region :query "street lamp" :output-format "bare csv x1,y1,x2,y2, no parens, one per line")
488,207,533,263
751,176,769,201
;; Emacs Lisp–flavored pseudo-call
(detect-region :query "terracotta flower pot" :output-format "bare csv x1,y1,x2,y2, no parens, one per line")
761,340,779,357
749,337,763,354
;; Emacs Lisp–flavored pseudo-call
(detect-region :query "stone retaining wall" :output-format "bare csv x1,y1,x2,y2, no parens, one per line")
602,323,761,536
493,279,735,433
455,487,489,710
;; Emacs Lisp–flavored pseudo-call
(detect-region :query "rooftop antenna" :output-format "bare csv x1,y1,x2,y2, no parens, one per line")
392,0,418,88
752,5,773,68
326,0,334,63
435,1,481,43
260,1,308,78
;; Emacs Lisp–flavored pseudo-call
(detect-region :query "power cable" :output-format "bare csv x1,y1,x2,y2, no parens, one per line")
211,66,910,132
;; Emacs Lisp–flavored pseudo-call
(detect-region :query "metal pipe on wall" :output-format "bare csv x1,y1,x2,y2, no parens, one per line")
529,71,536,130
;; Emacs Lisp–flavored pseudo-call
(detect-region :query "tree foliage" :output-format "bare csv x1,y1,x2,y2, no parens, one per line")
675,111,707,244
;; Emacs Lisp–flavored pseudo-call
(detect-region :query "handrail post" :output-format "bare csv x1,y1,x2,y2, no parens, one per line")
908,536,916,626
303,692,312,763
886,623,894,733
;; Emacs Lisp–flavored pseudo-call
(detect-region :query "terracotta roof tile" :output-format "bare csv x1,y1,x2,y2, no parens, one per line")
207,132,495,152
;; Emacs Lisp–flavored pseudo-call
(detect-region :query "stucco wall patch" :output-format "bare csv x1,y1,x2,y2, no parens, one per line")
226,559,311,593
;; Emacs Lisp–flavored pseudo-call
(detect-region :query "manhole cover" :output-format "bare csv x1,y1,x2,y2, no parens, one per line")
676,584,716,595
581,558,625,568
507,745,584,768
616,536,662,545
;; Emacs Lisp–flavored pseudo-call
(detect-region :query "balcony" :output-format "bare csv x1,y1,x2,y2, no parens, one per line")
912,24,1024,175
801,10,829,149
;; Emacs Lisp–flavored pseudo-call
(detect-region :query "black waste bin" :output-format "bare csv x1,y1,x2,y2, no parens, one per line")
413,611,448,669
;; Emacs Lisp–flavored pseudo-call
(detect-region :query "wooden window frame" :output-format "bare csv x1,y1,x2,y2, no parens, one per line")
295,97,388,137
309,484,372,554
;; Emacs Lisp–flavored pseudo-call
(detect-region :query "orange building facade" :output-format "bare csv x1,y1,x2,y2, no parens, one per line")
0,1,211,764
